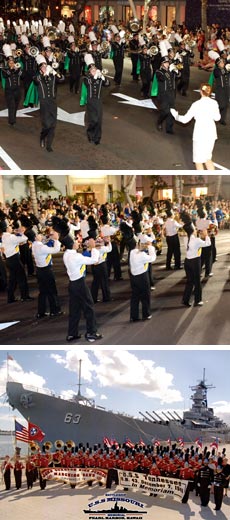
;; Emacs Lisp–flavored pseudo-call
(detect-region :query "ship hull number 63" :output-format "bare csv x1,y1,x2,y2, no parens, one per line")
64,413,81,424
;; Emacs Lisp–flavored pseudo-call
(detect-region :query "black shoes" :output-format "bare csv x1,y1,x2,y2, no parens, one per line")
50,311,64,317
36,313,49,319
46,146,53,152
182,301,192,307
66,335,82,342
85,332,103,343
21,296,34,302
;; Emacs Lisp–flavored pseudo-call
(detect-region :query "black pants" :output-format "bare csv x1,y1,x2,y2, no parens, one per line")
201,245,212,276
20,242,34,275
36,265,61,315
40,99,57,149
69,74,80,93
214,485,224,510
106,468,119,488
130,271,151,320
86,99,103,144
91,262,111,303
14,469,22,489
131,55,139,80
157,93,175,132
200,482,210,506
68,277,97,337
39,472,47,489
211,236,216,262
6,253,29,302
4,469,11,490
0,256,7,291
5,87,21,124
107,243,122,280
113,57,124,85
166,234,181,269
183,257,202,304
26,470,34,489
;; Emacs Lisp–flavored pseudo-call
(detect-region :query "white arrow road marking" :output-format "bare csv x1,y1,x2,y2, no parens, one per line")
112,93,157,109
0,321,20,331
57,107,85,126
0,107,39,117
213,162,229,171
0,146,21,170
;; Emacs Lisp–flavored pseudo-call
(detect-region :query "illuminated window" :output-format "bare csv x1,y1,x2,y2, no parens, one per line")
162,189,173,200
195,187,208,197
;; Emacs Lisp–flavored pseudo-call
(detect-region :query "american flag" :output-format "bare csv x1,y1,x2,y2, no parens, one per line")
15,420,29,443
210,437,219,449
103,437,112,447
178,437,184,447
138,438,146,447
124,437,135,449
153,439,161,447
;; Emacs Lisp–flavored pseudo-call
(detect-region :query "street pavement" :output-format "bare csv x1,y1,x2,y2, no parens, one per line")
1,477,230,520
0,230,229,345
0,59,229,170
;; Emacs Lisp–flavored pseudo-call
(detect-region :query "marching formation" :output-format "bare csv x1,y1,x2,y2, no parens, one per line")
0,17,230,164
0,193,228,342
1,439,230,511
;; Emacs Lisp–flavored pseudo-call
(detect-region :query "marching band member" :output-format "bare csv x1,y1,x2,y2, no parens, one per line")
110,26,126,86
14,456,24,490
129,235,156,322
139,43,152,98
129,32,140,81
155,55,178,134
2,44,23,126
80,54,110,145
176,40,194,96
163,209,182,270
212,56,230,125
20,34,38,100
1,455,13,490
91,236,112,303
66,35,81,94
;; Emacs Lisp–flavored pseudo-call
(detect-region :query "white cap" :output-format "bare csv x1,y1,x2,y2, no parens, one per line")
43,36,51,49
68,35,75,44
21,35,29,46
80,25,86,36
36,53,47,66
15,25,22,35
84,53,95,68
43,18,48,27
110,25,119,35
159,40,168,57
139,234,151,244
38,24,44,36
208,50,220,61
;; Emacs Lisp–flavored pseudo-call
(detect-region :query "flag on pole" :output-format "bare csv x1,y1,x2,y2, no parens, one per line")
178,437,184,447
210,437,219,449
103,437,112,448
124,437,135,449
153,439,161,447
110,437,119,449
167,438,172,446
15,420,29,443
28,422,45,442
195,437,203,449
138,438,146,447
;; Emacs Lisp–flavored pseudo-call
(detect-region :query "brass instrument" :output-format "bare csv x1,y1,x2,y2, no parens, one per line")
100,40,110,52
128,19,141,34
53,49,63,61
148,45,158,57
46,27,60,42
66,440,75,450
225,63,230,71
30,442,40,452
14,62,21,69
43,441,53,451
29,46,39,58
15,49,23,57
55,439,64,449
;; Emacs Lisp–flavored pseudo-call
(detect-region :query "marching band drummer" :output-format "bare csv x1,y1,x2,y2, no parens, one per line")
2,44,23,126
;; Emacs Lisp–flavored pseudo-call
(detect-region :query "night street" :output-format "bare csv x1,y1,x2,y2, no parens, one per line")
0,59,229,170
0,229,229,345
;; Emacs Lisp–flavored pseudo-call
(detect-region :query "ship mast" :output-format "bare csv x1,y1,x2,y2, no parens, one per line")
77,359,82,397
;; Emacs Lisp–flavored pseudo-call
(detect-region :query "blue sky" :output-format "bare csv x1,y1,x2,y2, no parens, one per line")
0,349,230,430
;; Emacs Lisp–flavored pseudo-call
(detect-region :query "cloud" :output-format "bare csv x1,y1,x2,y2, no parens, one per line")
100,394,108,400
0,358,46,397
212,401,230,426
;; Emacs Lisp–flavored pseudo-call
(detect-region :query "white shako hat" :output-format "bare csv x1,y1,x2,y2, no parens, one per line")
43,36,51,49
38,21,44,36
216,38,225,52
69,24,75,34
84,53,95,68
58,20,65,33
208,50,220,61
10,43,16,52
36,53,47,67
139,35,145,46
159,39,168,57
21,34,29,46
88,31,97,43
3,43,13,58
15,25,22,35
68,35,75,44
110,25,119,35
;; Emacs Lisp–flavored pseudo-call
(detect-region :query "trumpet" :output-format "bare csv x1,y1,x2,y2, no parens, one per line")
15,48,23,57
100,40,110,52
128,19,141,33
225,63,230,71
14,62,21,69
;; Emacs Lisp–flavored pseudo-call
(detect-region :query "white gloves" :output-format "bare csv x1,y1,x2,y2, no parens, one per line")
170,108,179,120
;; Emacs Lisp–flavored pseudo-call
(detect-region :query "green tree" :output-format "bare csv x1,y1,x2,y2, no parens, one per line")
10,175,61,216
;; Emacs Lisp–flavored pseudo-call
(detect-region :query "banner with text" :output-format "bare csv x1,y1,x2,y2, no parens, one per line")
40,467,108,486
118,470,189,500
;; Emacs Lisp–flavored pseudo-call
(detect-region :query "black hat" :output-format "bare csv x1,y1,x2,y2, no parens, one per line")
183,222,194,235
61,234,74,249
160,56,169,64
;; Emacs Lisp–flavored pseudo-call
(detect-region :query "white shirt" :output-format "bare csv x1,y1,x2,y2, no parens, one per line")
177,96,220,142
129,245,156,276
184,234,211,260
196,217,212,231
80,220,89,239
2,232,28,258
63,247,99,281
164,218,182,237
97,243,112,264
100,224,117,237
32,240,61,268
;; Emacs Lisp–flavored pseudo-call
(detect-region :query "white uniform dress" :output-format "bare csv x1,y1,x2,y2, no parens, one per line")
177,96,221,163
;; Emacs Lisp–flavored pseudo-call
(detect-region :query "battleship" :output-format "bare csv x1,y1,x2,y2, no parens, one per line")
6,368,230,445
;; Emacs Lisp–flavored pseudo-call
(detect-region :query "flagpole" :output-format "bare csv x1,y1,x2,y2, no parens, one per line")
27,416,30,457
6,352,9,382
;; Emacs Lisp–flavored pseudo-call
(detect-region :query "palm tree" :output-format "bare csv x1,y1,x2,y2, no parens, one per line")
10,175,61,217
28,175,38,216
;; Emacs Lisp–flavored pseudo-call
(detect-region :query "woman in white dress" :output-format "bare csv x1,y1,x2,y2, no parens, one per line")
171,83,221,170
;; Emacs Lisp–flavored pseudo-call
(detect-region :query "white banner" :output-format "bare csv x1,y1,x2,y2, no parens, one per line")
40,467,108,486
118,470,189,500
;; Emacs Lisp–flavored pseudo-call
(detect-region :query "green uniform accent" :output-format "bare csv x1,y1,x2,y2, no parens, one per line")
208,70,215,87
151,74,158,96
64,55,70,71
23,81,39,106
136,58,141,75
80,81,88,106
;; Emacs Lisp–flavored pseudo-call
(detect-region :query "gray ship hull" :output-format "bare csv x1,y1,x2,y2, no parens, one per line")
6,382,230,445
